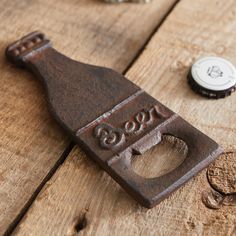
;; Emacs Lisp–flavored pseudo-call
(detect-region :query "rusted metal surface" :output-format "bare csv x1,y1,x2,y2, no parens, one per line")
202,151,236,209
202,189,236,209
207,152,236,194
6,31,223,208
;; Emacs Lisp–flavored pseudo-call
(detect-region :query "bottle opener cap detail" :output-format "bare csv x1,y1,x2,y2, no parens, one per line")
188,56,236,98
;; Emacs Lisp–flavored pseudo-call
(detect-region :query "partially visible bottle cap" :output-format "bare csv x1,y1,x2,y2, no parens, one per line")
188,56,236,98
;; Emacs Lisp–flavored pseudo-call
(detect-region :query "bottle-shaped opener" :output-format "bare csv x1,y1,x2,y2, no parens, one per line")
6,32,223,208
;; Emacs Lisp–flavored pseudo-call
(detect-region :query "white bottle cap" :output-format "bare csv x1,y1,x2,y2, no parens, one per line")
188,56,236,98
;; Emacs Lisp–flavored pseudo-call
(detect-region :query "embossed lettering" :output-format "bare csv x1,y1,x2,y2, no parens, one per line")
94,105,164,149
124,106,159,134
94,123,125,149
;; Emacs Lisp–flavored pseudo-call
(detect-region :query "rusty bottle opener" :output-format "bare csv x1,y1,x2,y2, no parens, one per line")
6,32,223,208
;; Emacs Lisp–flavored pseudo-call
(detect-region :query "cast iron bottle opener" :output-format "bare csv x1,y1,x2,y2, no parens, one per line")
6,32,223,208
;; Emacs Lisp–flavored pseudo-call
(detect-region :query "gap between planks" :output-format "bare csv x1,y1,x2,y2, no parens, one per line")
123,0,181,75
3,143,75,236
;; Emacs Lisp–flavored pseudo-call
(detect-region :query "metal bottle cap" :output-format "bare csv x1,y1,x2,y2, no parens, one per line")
188,56,236,98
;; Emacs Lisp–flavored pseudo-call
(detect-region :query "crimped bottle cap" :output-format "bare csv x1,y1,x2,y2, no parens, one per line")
188,56,236,98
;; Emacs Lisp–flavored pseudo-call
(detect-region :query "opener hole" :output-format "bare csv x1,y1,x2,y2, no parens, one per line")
131,135,188,178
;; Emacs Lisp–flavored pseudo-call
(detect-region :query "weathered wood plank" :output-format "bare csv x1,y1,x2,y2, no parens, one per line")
13,0,236,235
0,0,177,234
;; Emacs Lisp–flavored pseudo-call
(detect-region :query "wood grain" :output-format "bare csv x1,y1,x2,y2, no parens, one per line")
0,0,177,234
13,0,236,235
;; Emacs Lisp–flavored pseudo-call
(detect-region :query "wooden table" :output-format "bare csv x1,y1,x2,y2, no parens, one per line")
0,0,235,235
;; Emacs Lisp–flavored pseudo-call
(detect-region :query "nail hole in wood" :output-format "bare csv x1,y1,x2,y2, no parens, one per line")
131,135,188,178
75,214,87,232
